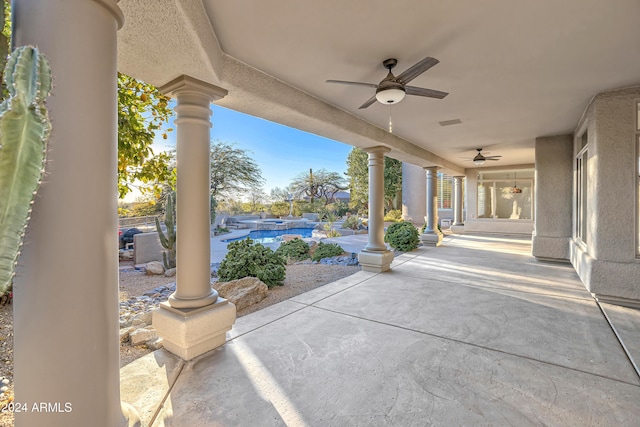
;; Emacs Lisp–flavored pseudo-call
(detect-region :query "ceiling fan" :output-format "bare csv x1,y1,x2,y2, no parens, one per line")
470,148,501,165
326,56,448,109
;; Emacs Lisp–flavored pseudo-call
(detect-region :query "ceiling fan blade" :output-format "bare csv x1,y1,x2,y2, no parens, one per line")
405,86,448,99
484,155,502,159
358,95,377,109
395,56,439,84
486,158,500,161
326,80,379,89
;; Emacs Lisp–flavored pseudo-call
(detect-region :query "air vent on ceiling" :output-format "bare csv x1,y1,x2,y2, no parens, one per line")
439,119,462,127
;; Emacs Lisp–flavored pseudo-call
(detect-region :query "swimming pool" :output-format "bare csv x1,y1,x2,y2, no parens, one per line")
223,227,315,244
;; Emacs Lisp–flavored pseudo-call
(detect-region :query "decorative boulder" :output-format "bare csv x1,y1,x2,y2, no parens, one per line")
129,327,157,346
146,261,165,275
164,267,176,277
214,277,268,311
282,234,303,242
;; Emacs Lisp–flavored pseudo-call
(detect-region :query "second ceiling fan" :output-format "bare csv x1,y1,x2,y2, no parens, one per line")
471,148,501,165
326,56,449,109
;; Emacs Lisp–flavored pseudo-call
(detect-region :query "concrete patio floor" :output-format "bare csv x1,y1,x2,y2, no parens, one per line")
121,233,640,426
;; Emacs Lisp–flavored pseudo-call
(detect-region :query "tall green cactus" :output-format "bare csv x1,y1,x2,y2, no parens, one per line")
0,47,52,296
155,191,176,269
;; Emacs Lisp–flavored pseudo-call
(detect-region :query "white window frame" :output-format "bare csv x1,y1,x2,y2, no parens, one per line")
575,144,588,246
437,173,453,210
476,178,534,220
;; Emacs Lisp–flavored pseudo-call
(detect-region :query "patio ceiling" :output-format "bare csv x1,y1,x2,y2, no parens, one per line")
118,0,640,173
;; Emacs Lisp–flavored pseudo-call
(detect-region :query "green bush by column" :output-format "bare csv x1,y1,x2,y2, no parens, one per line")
385,221,420,252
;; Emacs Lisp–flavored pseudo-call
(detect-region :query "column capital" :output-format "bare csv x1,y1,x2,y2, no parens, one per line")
363,145,391,155
94,0,124,29
159,75,228,101
424,166,439,173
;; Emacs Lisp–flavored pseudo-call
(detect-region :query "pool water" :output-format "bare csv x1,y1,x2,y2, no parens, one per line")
224,227,315,244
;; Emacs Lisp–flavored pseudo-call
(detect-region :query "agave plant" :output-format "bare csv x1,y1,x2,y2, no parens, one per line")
0,46,52,296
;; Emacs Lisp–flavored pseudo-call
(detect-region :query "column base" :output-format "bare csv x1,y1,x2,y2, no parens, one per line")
153,298,236,361
451,225,465,234
358,250,394,273
421,232,443,246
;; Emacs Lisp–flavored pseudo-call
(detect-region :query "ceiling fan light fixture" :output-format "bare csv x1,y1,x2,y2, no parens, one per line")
376,88,406,105
473,159,486,166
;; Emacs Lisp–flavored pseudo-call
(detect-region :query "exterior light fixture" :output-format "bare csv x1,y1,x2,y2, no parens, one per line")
375,87,406,105
510,172,522,193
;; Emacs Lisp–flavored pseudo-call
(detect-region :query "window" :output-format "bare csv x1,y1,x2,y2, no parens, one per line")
477,170,534,220
575,143,588,245
437,173,452,209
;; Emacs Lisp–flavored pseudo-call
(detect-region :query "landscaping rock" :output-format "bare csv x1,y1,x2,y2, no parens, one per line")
146,337,164,350
164,267,176,277
119,326,134,343
131,311,153,327
319,254,359,266
146,261,165,275
214,277,268,311
282,234,303,242
130,327,157,346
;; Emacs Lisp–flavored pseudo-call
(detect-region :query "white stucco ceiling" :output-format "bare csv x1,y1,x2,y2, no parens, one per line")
118,0,640,172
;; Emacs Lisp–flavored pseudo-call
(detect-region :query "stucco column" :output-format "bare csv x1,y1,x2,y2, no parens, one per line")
421,167,443,246
531,135,573,261
12,1,131,426
153,76,235,360
358,147,394,272
452,176,464,226
401,162,427,225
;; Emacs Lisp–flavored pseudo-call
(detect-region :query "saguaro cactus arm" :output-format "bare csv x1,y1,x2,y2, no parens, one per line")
0,46,52,295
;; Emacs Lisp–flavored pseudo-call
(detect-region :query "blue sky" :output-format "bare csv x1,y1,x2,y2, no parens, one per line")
150,103,353,198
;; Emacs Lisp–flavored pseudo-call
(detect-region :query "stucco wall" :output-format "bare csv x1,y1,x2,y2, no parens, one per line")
571,86,640,305
401,162,426,224
133,232,165,265
532,134,573,260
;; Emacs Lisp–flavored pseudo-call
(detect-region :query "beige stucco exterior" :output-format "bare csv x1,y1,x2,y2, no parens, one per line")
569,86,640,307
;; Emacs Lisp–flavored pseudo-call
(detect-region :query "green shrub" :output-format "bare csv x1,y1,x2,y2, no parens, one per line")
384,209,403,222
276,238,310,262
341,215,362,230
218,238,286,287
311,242,345,261
385,221,420,252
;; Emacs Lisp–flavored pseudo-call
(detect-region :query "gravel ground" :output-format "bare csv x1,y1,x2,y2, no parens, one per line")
0,260,359,425
0,304,13,427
